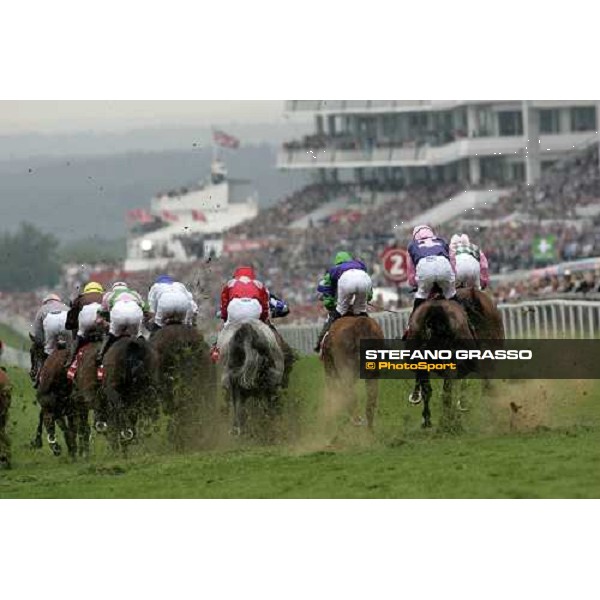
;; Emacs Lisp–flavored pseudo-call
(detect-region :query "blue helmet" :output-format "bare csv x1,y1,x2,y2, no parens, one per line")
155,275,174,284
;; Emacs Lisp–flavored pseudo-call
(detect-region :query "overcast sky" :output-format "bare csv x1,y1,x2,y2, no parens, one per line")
0,100,304,134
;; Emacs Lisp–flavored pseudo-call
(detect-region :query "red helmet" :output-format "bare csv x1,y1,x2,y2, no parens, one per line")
233,266,256,280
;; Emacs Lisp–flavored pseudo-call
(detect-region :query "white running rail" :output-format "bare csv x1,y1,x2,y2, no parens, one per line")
279,300,600,355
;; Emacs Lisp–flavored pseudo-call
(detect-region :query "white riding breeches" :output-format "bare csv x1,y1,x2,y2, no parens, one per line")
455,254,481,289
109,300,143,337
42,310,68,354
155,289,192,327
77,302,101,337
336,269,373,316
224,298,262,328
415,255,456,299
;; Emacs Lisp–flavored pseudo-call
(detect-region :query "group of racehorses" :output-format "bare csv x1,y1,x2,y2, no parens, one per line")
0,286,503,468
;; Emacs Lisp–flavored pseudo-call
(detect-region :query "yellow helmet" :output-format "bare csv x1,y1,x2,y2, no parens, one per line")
83,281,104,294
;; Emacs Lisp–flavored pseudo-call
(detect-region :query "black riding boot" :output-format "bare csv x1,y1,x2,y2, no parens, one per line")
314,310,341,353
96,334,117,366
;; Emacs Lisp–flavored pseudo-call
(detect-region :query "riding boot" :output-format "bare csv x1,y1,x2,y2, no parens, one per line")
64,335,85,368
96,334,117,366
314,310,341,353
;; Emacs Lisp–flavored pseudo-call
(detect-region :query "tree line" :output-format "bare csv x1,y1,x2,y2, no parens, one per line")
0,223,124,292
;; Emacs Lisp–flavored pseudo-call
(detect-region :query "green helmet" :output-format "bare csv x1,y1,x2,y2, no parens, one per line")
334,251,353,265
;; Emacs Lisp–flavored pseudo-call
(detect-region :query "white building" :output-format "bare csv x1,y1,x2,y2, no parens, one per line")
124,160,258,272
278,100,600,186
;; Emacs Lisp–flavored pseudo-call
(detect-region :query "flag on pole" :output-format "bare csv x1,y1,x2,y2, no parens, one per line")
213,130,240,149
532,235,556,261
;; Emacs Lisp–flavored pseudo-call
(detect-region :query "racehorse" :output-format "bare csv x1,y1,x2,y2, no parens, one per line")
69,337,103,457
36,348,77,457
219,320,285,437
321,315,384,430
457,287,505,341
150,323,217,450
0,367,12,468
101,336,159,452
457,287,505,394
406,297,476,429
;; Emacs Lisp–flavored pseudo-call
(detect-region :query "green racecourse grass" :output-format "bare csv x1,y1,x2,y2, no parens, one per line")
0,323,29,352
1,357,599,498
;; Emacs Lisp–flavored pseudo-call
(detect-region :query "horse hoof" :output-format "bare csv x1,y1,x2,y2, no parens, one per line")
31,436,43,449
408,392,422,405
95,421,108,434
120,429,135,442
351,416,366,427
457,400,470,413
0,457,11,470
47,434,57,445
230,427,242,437
421,420,432,429
50,443,62,456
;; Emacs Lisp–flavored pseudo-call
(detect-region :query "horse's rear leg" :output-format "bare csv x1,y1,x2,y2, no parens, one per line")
440,379,462,433
230,387,246,436
365,379,378,431
56,415,77,459
421,379,433,429
0,395,11,468
42,409,62,456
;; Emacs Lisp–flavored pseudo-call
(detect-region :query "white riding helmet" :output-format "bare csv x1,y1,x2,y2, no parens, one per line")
112,281,128,290
42,293,61,304
450,234,461,247
460,234,470,245
412,225,434,241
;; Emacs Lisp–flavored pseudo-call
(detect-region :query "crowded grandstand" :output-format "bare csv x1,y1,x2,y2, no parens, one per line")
2,100,600,332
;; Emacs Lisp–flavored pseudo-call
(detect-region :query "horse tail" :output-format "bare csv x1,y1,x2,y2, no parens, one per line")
351,317,383,353
224,322,283,391
125,338,151,386
421,303,456,340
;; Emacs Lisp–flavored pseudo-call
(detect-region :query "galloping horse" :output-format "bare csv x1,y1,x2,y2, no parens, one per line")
69,337,103,457
101,336,159,452
321,315,384,430
0,367,12,468
150,323,217,450
219,320,285,437
406,297,476,429
457,287,505,341
36,348,77,457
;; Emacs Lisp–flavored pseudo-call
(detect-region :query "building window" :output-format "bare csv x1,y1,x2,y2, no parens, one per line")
498,111,523,136
539,109,560,134
570,106,597,132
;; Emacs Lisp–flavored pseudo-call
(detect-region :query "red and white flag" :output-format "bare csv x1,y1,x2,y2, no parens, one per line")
126,208,153,223
213,130,240,149
161,210,179,222
191,209,207,222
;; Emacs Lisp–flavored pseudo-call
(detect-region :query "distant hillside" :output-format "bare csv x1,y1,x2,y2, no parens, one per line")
0,145,310,240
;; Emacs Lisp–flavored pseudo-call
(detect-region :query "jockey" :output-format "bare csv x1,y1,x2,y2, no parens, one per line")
96,281,149,366
210,266,269,362
219,266,270,328
30,293,69,383
147,274,198,332
450,233,490,290
314,251,373,353
64,281,105,366
407,224,460,319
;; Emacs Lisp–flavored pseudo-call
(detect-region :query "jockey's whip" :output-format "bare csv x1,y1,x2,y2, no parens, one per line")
367,302,405,314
